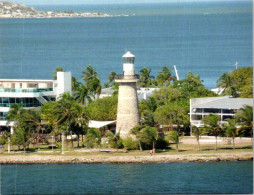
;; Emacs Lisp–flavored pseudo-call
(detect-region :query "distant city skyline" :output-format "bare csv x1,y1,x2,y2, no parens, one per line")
7,0,249,5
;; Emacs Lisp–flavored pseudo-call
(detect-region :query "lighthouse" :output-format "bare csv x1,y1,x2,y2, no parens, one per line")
115,51,140,138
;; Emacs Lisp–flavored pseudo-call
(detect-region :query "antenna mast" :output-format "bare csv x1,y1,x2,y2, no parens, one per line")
173,65,179,80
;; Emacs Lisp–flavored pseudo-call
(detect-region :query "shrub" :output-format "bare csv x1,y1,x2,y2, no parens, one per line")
122,137,138,150
155,137,169,149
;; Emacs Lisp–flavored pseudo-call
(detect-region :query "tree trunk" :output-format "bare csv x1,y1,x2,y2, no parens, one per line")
70,131,74,148
152,140,156,153
232,137,235,150
215,136,217,151
197,138,200,151
139,141,143,151
23,145,26,153
77,134,80,148
176,143,179,152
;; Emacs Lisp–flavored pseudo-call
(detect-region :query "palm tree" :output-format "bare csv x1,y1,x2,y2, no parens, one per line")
202,114,224,150
236,105,253,141
156,67,175,86
141,126,158,153
82,66,101,99
223,118,238,150
166,130,184,152
53,92,83,149
73,84,91,106
138,67,154,87
82,65,99,85
72,76,81,91
217,73,237,97
104,71,117,88
6,104,23,121
87,77,102,99
52,66,63,80
130,125,145,151
191,126,206,151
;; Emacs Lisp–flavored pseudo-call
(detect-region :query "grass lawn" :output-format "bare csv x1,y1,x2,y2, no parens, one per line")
0,138,252,157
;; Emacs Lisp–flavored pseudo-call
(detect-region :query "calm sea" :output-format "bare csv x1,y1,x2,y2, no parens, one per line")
1,161,253,194
0,2,252,89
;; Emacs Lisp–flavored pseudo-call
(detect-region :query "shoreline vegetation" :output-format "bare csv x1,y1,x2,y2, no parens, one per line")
0,65,253,164
1,137,252,164
0,1,110,18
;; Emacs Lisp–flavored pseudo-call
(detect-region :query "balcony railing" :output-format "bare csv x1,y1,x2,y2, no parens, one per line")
114,74,139,80
0,88,53,93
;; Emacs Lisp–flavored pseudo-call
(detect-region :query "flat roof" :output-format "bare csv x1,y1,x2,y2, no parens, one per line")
191,97,253,110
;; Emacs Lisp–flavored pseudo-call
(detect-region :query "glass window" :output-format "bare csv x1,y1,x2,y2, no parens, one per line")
204,108,220,113
2,98,9,103
16,98,20,103
223,115,233,120
9,98,15,104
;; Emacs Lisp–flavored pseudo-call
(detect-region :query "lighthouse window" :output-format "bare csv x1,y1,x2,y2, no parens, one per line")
123,58,134,64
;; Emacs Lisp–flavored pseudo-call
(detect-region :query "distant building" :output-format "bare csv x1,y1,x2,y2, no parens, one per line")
0,72,72,133
190,96,253,128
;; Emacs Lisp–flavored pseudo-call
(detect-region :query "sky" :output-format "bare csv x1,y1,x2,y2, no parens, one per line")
7,0,249,5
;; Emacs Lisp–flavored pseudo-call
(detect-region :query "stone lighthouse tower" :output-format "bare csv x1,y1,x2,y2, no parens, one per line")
115,51,140,138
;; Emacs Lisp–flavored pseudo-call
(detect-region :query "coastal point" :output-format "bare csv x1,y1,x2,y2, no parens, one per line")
0,1,109,18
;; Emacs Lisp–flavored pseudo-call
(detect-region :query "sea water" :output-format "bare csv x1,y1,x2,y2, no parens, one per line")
0,2,252,88
1,161,253,194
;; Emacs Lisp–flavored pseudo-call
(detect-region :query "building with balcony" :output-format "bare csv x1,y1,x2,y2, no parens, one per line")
190,96,253,128
0,72,72,133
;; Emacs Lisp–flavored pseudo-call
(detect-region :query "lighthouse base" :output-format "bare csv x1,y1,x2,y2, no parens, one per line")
116,81,140,138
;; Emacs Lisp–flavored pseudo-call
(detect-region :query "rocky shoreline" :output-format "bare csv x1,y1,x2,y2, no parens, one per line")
0,152,252,164
0,1,109,18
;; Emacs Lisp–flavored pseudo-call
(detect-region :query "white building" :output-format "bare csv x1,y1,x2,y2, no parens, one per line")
0,72,72,133
190,96,253,127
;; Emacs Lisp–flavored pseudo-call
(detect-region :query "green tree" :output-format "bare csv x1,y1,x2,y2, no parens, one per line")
191,126,206,151
82,65,102,98
83,128,101,148
155,67,175,86
72,76,81,91
139,97,158,127
87,95,118,121
223,118,238,150
122,137,138,150
105,131,123,149
104,71,117,88
73,84,91,106
0,132,10,146
52,92,86,148
174,72,215,99
166,131,184,152
216,73,237,97
130,125,145,151
52,66,63,80
236,105,253,139
140,126,158,152
11,127,31,152
230,67,253,98
138,67,154,87
202,114,223,150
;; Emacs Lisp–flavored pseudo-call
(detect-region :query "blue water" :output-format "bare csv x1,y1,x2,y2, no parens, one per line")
1,161,253,194
0,2,252,89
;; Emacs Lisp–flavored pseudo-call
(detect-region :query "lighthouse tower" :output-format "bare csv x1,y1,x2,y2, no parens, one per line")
115,51,140,138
